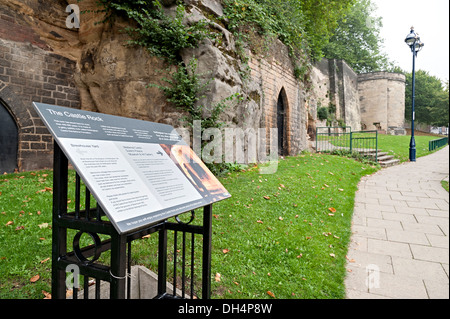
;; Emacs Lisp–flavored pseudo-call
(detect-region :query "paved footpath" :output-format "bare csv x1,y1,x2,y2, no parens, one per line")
345,146,449,299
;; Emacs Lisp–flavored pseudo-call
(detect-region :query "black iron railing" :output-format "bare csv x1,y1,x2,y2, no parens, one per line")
315,127,378,162
429,137,448,151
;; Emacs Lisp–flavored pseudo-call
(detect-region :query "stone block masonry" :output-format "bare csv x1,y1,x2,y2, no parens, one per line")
0,7,80,171
247,40,307,156
358,72,406,134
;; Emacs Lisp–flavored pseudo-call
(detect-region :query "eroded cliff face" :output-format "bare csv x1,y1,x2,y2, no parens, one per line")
1,0,182,125
2,0,267,128
1,0,331,157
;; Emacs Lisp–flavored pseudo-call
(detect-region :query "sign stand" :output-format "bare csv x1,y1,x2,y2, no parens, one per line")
51,142,214,299
33,103,229,299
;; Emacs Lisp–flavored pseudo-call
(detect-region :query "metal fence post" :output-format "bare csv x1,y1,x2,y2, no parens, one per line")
202,204,213,299
158,226,168,296
350,131,353,153
375,131,379,162
51,142,68,299
110,232,127,299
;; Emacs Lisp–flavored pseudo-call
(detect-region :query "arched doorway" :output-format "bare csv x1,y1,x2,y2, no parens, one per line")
0,100,18,173
276,89,288,156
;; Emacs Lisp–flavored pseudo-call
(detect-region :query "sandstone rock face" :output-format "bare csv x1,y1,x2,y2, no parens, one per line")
76,26,178,125
2,0,404,172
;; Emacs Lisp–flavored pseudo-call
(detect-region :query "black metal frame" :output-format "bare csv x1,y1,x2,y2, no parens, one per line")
51,142,213,299
315,127,378,162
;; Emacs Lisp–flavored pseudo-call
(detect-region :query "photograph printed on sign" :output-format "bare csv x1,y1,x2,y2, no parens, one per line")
160,144,230,203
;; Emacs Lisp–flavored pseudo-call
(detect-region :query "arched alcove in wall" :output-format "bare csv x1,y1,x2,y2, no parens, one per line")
0,98,19,173
0,83,36,172
276,88,289,156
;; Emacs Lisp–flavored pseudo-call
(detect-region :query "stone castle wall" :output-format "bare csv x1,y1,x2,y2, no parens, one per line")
358,72,406,134
0,0,405,173
247,41,306,155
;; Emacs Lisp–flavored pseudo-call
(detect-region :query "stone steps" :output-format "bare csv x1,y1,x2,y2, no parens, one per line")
357,149,400,167
379,158,401,167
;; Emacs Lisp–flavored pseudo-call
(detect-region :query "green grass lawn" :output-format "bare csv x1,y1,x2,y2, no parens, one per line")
0,154,378,299
0,170,55,298
209,154,378,299
377,134,446,163
1,134,446,299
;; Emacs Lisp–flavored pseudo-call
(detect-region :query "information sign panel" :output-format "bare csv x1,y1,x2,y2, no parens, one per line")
33,103,230,234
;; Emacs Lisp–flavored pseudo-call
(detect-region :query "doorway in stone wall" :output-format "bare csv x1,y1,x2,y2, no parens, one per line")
277,89,288,156
0,99,18,173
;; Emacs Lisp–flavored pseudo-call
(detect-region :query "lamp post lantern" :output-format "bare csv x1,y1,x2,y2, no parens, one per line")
405,27,424,162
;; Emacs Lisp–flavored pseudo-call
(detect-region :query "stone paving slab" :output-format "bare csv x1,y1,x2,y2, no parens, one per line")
345,146,449,299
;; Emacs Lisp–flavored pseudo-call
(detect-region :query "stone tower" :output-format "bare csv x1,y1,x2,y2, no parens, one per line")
358,72,406,135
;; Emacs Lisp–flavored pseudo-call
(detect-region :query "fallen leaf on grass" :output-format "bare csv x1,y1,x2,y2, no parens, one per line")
330,253,336,258
30,275,40,283
222,249,230,254
40,257,50,264
215,273,221,282
15,226,25,231
263,196,270,200
42,290,51,299
36,187,53,194
328,207,337,213
38,223,49,229
5,221,13,226
267,291,276,298
256,220,263,224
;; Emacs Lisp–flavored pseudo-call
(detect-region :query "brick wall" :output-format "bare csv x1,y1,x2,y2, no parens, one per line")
0,5,80,171
247,41,306,156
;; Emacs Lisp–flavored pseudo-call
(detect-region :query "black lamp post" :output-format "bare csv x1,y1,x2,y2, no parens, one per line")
405,27,424,162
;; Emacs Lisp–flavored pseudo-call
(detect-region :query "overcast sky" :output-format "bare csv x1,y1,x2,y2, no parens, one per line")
372,0,449,83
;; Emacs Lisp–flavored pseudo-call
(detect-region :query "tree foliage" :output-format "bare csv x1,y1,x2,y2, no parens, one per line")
222,0,355,63
299,0,356,61
405,70,449,127
323,0,392,73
